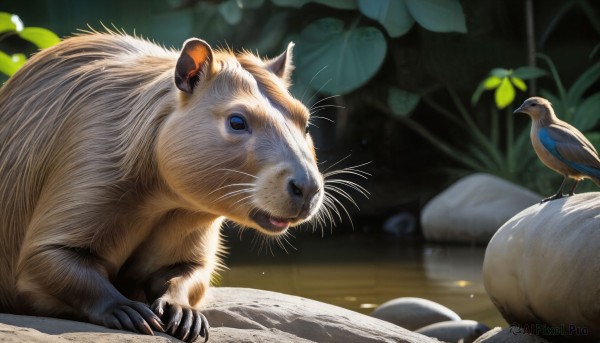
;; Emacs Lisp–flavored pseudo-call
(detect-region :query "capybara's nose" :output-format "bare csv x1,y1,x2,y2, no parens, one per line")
288,174,320,215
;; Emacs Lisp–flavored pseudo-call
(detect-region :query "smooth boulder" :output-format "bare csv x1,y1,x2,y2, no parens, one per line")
0,287,440,342
370,297,460,330
421,173,540,244
483,193,600,341
416,320,490,343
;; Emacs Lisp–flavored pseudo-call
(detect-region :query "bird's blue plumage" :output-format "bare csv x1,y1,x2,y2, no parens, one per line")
538,127,600,179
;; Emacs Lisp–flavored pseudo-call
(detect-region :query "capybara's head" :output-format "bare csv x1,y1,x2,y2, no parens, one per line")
157,39,323,236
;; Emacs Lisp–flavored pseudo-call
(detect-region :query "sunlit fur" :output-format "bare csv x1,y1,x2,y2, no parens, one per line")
0,29,367,332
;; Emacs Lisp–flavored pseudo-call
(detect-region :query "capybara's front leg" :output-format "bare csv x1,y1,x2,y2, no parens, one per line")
16,247,164,335
146,263,211,343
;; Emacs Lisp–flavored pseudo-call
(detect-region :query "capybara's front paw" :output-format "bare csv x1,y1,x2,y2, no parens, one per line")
152,298,209,342
96,300,165,336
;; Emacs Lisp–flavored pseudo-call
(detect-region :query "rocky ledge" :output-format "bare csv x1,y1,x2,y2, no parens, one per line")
0,287,438,343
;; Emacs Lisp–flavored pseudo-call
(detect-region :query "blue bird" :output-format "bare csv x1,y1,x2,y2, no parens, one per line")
514,97,600,203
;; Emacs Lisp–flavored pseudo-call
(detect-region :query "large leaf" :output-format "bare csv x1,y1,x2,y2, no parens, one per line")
0,51,25,76
239,0,265,8
0,12,23,34
484,76,501,89
566,61,600,107
253,12,290,53
490,68,510,78
18,27,60,49
510,76,527,91
495,77,515,109
219,0,243,25
272,0,357,9
358,0,414,38
295,18,386,95
405,0,466,33
388,87,420,116
513,66,547,80
572,93,600,132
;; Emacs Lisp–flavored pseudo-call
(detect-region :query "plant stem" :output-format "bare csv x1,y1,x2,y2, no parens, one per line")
525,0,537,95
447,88,504,168
506,106,515,176
371,101,484,171
537,53,568,106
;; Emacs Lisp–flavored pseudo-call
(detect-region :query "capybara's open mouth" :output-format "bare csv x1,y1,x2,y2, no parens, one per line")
250,209,296,234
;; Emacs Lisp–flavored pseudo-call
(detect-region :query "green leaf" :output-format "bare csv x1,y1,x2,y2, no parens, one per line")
271,0,305,7
388,87,420,116
495,77,515,109
313,0,357,9
490,68,510,78
219,0,243,25
358,0,414,38
11,53,26,68
566,61,600,107
0,51,21,76
483,76,502,89
252,12,290,53
512,66,547,80
238,0,265,9
405,0,466,33
0,12,21,33
272,0,357,9
18,27,60,49
510,76,527,91
572,93,600,131
295,18,386,95
585,132,600,152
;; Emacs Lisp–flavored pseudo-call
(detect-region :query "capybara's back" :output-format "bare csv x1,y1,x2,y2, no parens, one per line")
0,31,324,342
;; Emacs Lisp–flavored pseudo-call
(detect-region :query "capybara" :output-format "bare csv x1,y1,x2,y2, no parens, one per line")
0,31,326,342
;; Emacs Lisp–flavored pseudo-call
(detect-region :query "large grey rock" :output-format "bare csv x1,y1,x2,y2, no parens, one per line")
483,193,600,341
416,320,490,343
421,173,540,244
0,287,439,343
370,297,460,331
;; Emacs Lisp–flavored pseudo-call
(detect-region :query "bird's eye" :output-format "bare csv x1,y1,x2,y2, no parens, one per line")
229,115,247,131
530,103,537,107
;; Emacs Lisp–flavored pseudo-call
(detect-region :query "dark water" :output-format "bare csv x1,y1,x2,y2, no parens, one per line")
219,231,506,328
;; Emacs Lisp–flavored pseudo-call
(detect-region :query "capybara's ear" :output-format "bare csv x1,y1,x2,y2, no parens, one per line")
175,38,213,94
265,42,295,87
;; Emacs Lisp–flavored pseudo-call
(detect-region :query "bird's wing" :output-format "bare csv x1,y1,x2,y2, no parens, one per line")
539,124,600,178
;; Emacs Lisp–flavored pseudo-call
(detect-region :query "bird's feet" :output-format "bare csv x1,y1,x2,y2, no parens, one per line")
540,193,564,203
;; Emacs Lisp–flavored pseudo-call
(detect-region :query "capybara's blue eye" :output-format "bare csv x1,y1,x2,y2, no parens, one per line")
229,115,246,131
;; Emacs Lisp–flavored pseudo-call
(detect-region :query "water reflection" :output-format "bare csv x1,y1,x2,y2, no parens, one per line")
220,231,506,328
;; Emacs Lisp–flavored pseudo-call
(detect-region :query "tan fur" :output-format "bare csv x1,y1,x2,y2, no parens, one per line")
0,31,324,340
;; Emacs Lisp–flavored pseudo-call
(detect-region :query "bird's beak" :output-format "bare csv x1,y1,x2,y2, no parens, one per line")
513,106,524,114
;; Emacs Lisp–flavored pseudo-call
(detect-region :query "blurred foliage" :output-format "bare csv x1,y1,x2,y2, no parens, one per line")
2,0,600,216
472,67,547,110
0,12,59,77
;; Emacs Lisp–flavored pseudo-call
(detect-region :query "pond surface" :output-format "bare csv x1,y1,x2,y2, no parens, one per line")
219,231,506,328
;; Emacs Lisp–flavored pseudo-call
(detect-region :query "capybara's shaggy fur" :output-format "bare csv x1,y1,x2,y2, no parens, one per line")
0,32,325,342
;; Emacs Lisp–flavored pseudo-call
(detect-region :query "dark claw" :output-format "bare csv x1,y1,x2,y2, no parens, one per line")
151,299,210,342
188,310,209,343
114,307,138,333
122,306,154,336
130,302,164,332
165,304,183,335
100,301,164,337
177,308,193,342
151,298,166,317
